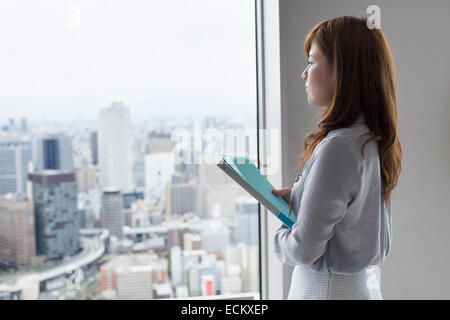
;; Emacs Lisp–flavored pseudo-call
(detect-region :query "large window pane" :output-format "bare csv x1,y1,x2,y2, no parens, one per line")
0,0,259,300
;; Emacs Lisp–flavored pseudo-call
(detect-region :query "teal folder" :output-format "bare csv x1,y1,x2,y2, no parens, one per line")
217,155,297,228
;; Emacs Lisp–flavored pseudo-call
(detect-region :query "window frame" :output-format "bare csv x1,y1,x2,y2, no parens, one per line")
255,0,287,300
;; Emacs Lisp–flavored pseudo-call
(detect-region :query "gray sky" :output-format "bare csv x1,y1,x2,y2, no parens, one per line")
0,0,257,121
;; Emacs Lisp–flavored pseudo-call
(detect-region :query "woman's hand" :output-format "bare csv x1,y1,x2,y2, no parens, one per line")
271,188,292,205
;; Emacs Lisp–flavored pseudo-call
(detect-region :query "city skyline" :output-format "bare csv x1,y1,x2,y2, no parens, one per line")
0,108,261,300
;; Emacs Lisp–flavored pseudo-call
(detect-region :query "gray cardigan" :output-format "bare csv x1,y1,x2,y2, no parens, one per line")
274,112,392,275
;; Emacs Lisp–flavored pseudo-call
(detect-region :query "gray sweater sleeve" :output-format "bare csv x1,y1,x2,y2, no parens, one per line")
273,136,361,266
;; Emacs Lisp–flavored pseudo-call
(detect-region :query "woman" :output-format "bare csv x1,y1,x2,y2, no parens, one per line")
272,16,402,300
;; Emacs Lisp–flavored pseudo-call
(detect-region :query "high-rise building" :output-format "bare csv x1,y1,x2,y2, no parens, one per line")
145,152,174,198
100,253,167,300
225,244,259,294
170,246,183,286
98,102,132,192
0,140,31,195
75,166,99,192
201,224,230,256
235,196,259,246
20,118,28,133
132,154,145,188
182,249,206,289
165,182,200,217
32,135,74,172
168,227,188,249
100,188,124,239
0,194,36,267
90,131,98,166
242,245,259,293
8,119,15,130
28,171,80,259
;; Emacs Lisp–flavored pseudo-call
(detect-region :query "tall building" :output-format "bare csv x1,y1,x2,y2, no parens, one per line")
0,140,31,195
100,188,124,239
225,244,259,293
0,194,36,267
145,152,174,198
242,245,259,293
100,253,167,300
98,102,132,192
20,118,28,133
28,171,80,259
201,224,230,255
235,196,259,246
170,246,183,286
182,249,206,288
90,131,98,166
165,183,200,217
32,135,74,172
132,154,145,188
75,166,99,192
167,227,185,249
8,119,15,130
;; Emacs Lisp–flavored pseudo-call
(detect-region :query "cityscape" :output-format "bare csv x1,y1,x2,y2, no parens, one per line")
0,102,261,300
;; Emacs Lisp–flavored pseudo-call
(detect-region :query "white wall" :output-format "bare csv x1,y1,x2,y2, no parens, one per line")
277,0,450,299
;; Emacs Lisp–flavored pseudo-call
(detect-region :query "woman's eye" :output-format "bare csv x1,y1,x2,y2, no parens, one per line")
307,61,312,66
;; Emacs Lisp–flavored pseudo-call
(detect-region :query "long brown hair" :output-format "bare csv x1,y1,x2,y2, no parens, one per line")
296,16,402,209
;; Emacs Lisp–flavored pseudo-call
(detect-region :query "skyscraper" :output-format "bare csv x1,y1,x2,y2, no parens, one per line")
20,118,28,133
235,196,259,246
28,171,80,259
165,182,200,217
0,140,31,195
32,135,74,172
90,131,98,166
170,246,183,286
101,188,124,239
145,152,174,198
0,194,36,267
98,102,132,192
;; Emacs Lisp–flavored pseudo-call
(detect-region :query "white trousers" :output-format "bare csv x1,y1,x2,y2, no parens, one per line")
287,264,383,300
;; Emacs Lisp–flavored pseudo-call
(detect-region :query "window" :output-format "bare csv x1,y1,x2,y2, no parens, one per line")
0,0,260,300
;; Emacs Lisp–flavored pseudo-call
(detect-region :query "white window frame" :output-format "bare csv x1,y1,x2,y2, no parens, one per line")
256,0,291,300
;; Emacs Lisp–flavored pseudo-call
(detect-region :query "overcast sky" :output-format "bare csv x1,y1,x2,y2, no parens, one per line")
0,0,257,122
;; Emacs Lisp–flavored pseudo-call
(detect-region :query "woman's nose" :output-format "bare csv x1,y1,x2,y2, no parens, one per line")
301,68,308,80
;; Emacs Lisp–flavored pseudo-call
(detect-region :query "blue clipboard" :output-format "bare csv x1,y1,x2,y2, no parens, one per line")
217,155,296,228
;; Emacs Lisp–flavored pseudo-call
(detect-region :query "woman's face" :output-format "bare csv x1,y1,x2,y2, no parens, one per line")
301,41,336,108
